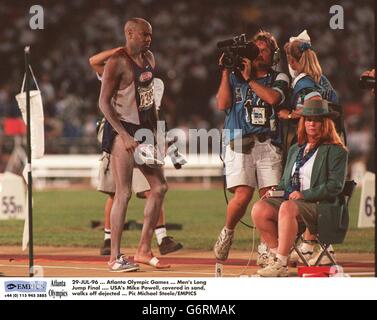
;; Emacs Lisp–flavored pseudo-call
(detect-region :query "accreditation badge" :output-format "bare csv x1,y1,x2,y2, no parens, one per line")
251,107,267,125
235,87,242,103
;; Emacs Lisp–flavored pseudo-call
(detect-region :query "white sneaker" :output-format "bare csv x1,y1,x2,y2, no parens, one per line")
257,258,289,277
290,245,315,264
256,243,275,267
309,247,336,266
108,255,140,272
214,227,234,261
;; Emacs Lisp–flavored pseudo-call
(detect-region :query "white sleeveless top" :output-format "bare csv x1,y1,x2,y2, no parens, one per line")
111,83,140,124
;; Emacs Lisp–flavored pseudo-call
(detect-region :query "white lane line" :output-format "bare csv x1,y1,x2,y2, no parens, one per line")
151,270,239,276
347,272,375,276
0,264,108,271
3,264,371,277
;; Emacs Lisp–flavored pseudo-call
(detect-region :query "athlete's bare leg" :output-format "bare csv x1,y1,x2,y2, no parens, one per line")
109,135,134,263
134,165,168,266
143,190,165,225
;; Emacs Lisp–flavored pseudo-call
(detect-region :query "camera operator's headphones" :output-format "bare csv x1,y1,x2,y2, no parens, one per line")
253,30,281,67
271,45,281,67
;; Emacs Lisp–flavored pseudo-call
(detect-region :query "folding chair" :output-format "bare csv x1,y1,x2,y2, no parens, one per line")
291,180,357,266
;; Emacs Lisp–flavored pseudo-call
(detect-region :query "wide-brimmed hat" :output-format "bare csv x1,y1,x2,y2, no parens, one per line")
301,99,339,119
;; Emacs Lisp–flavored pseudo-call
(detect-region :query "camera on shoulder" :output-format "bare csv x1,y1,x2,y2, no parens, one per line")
217,34,260,71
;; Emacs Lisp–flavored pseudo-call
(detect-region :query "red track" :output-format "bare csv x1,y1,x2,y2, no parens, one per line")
0,254,374,268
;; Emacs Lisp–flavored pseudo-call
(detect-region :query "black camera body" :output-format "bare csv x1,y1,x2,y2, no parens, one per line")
217,34,260,70
359,76,375,90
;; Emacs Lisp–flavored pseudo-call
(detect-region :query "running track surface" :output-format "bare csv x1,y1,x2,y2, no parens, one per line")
0,246,374,277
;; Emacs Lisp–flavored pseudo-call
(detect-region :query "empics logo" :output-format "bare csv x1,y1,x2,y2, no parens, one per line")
5,281,47,293
6,283,17,290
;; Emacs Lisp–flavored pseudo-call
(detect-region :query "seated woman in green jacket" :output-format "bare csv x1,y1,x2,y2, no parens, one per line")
251,99,348,277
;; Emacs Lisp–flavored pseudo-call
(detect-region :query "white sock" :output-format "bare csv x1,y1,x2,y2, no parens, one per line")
104,228,111,240
270,248,278,255
224,226,234,233
301,243,314,253
276,254,288,266
155,226,167,245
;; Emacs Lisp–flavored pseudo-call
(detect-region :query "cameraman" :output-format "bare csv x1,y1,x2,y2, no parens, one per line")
214,31,289,262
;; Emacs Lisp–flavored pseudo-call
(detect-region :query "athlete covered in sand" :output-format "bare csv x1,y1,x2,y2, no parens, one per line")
99,18,170,271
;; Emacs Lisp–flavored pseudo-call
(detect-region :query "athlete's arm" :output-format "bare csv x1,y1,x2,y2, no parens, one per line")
89,47,123,76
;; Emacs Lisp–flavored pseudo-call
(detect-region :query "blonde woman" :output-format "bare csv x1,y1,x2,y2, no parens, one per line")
280,39,339,121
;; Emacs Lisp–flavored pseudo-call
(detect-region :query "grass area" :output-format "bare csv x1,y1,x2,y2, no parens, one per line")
0,188,374,253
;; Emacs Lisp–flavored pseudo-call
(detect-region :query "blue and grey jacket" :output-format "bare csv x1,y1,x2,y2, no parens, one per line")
291,73,339,109
223,69,289,147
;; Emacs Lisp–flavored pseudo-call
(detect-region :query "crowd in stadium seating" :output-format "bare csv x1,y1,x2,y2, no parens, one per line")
0,0,374,174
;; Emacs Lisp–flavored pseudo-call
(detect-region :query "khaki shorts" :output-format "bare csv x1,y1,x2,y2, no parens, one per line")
264,197,319,234
97,153,151,197
225,138,282,191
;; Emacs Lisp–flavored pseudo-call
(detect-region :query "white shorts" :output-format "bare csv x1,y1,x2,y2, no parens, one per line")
97,153,151,197
224,138,282,191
